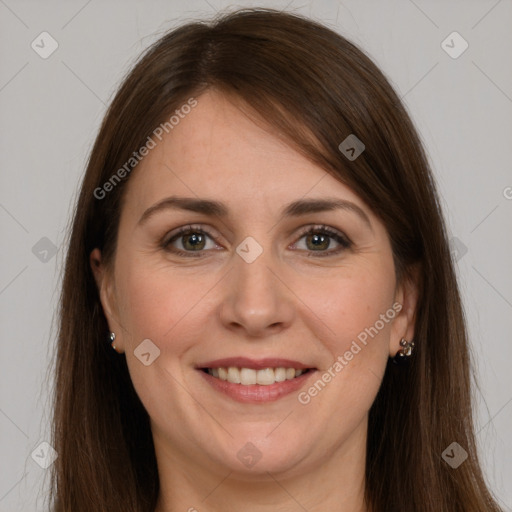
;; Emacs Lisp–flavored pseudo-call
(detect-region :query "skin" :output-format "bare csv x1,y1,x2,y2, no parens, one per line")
91,89,418,512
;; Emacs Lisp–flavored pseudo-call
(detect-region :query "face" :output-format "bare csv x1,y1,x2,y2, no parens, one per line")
92,89,417,479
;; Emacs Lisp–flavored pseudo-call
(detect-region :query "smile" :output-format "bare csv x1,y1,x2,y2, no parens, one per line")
197,357,317,403
203,366,311,385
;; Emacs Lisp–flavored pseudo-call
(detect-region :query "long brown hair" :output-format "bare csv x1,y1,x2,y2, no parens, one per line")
51,8,503,511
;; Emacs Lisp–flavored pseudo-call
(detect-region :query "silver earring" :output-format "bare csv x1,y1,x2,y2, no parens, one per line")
109,332,119,352
392,337,415,365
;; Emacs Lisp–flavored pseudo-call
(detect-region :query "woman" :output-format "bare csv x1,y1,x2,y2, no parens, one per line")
51,8,503,512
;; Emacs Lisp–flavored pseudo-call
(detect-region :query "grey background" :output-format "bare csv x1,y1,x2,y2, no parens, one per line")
1,0,511,510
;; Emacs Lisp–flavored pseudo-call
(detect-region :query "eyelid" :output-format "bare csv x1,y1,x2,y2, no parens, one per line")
162,223,220,245
160,224,222,255
293,224,351,245
290,224,352,256
161,223,352,257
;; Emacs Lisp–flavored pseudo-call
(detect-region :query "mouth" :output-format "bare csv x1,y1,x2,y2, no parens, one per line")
201,366,313,385
196,358,317,403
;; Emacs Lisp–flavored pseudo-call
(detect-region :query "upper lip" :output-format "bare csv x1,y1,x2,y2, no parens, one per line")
196,357,314,370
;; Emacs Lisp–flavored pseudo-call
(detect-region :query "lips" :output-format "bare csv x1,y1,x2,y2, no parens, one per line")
196,357,316,403
197,357,312,370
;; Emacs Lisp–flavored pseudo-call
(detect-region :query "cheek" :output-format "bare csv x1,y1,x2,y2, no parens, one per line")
293,272,395,436
115,263,202,417
295,262,396,357
114,260,188,345
115,257,220,361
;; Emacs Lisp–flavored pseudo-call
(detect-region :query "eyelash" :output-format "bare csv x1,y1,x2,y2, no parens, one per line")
161,224,352,258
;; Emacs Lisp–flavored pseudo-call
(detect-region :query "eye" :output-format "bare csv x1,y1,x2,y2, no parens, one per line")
161,224,352,258
291,225,352,257
161,225,219,257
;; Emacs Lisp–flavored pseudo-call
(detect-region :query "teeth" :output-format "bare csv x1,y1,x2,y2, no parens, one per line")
227,367,241,383
256,368,274,385
240,368,256,385
206,366,308,385
274,367,286,382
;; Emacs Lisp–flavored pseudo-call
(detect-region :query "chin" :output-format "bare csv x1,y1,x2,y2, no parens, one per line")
209,435,314,479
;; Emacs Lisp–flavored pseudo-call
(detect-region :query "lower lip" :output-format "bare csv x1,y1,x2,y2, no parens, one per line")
198,370,316,403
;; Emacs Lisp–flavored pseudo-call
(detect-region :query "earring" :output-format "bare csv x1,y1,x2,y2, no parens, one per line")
392,337,415,365
109,332,121,353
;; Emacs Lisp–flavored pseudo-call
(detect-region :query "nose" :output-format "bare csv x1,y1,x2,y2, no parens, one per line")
218,243,295,339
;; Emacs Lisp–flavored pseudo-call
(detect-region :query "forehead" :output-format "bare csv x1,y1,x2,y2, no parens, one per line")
122,90,367,219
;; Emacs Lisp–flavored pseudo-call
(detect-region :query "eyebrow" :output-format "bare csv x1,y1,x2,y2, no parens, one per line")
138,195,373,231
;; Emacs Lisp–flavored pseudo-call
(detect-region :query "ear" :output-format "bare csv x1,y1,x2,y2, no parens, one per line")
90,248,125,353
389,264,421,357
